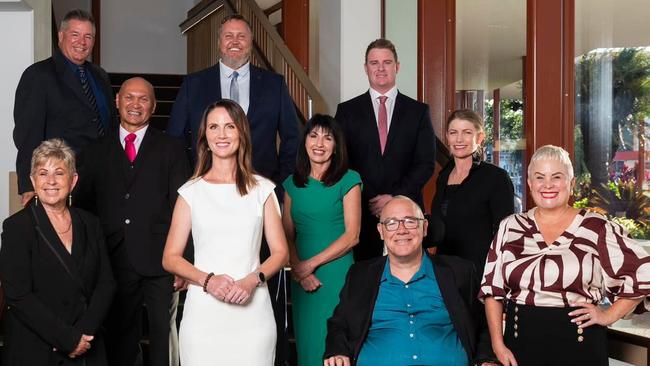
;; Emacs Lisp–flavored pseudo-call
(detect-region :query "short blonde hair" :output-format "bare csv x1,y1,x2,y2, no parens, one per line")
528,145,574,180
30,139,76,176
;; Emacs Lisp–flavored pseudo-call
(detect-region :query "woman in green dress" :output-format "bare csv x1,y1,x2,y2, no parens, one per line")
282,114,362,366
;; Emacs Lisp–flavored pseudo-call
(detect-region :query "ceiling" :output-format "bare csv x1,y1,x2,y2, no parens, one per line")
456,0,650,98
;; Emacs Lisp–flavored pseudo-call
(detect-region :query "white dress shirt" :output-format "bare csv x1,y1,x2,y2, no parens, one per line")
119,124,148,154
219,60,251,114
369,86,398,132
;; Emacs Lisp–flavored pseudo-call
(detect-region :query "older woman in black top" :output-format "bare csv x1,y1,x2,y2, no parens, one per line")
0,139,115,365
429,109,514,271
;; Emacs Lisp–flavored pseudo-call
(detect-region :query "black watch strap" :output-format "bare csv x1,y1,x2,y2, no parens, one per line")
257,271,266,286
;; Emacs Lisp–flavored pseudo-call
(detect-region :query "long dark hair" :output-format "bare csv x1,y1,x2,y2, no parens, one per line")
191,99,257,195
293,114,348,187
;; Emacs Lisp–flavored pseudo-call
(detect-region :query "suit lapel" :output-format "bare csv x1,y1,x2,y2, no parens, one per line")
355,257,387,357
30,203,88,296
109,131,131,192
431,255,473,356
384,92,405,155
54,50,94,110
210,64,223,101
360,92,383,157
125,127,156,189
247,66,262,121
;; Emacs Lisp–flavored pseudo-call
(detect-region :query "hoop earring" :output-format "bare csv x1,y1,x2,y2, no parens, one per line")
68,194,72,207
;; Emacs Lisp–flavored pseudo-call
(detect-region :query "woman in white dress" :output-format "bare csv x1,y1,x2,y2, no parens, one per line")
162,99,289,365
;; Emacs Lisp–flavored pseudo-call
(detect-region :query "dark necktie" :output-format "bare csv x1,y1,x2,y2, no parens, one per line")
378,96,388,154
78,65,105,136
125,133,137,163
230,71,239,103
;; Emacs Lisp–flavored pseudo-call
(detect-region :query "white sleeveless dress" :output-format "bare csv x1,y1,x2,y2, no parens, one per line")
177,175,277,365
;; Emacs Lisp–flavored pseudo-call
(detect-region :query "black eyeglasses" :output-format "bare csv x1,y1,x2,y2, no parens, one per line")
379,217,425,231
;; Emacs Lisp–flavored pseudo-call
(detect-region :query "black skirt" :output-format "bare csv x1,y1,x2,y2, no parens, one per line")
504,302,608,366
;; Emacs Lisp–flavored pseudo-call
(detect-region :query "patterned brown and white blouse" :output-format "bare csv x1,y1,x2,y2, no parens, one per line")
479,208,650,310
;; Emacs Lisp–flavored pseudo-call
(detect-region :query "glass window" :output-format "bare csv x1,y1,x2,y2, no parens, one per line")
456,0,527,212
574,0,650,241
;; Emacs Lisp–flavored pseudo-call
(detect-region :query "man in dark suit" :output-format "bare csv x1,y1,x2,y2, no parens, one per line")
324,196,496,366
335,39,436,261
13,9,117,207
167,14,298,184
167,14,298,365
76,77,190,366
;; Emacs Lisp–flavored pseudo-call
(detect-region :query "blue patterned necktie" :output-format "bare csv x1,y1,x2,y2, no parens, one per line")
78,64,104,136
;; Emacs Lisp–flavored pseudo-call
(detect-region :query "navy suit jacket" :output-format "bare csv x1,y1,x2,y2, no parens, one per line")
13,48,118,194
324,254,494,366
167,63,299,184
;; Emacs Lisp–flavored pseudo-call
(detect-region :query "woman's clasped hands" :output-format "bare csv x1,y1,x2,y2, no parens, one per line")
205,273,258,305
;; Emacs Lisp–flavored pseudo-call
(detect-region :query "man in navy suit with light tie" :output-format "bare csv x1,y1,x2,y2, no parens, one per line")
167,14,298,366
167,14,298,184
335,39,436,261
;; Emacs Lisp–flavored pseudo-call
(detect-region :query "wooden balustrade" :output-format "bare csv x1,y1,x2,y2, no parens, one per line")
180,0,327,120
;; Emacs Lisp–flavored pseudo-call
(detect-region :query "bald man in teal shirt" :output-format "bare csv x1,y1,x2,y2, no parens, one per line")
324,196,497,366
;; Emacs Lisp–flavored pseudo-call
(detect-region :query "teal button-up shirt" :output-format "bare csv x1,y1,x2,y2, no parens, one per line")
357,255,469,366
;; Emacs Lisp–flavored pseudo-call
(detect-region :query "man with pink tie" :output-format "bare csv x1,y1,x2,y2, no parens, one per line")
335,39,436,261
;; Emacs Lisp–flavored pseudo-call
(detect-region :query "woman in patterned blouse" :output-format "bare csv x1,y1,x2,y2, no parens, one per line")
479,145,650,366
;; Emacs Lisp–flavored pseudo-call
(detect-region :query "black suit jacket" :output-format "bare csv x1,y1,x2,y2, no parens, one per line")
13,48,118,194
75,127,191,276
0,203,115,365
335,91,436,259
430,159,514,270
167,63,299,184
335,91,436,206
325,254,493,365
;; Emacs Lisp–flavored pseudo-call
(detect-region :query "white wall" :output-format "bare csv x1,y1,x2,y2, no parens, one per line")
318,0,381,114
0,0,35,222
101,0,196,74
318,0,341,115
340,0,381,102
385,0,417,99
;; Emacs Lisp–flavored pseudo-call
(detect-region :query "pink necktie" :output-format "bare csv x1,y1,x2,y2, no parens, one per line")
378,96,388,154
125,133,137,163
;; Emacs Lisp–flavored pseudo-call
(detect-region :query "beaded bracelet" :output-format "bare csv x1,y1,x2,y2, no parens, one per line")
203,272,215,293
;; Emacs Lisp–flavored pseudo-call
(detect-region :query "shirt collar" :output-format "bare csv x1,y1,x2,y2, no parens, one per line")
369,85,398,102
119,124,148,143
381,252,433,284
60,50,88,74
219,60,251,78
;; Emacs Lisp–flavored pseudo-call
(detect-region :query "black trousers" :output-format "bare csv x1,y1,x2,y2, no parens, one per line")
105,255,174,366
504,302,608,366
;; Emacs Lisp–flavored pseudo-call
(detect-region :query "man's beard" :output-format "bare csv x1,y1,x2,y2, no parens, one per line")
221,53,250,70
